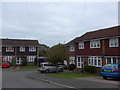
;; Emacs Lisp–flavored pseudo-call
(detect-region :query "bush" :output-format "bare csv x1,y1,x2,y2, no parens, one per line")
68,64,76,71
34,58,38,66
21,57,27,66
11,57,16,66
84,65,96,73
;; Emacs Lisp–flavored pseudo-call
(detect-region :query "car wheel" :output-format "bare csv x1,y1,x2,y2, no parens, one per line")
45,69,49,73
40,71,43,73
59,68,63,72
103,76,107,80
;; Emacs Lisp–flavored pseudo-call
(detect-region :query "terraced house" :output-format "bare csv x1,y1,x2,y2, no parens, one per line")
66,26,120,70
0,39,39,65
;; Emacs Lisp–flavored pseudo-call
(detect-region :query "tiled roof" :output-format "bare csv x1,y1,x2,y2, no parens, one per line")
1,38,39,46
66,25,120,45
66,37,79,46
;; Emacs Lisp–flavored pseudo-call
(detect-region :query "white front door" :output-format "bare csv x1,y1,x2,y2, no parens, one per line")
77,57,84,68
16,57,21,64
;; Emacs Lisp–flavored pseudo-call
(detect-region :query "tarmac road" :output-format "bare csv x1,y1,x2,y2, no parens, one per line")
2,68,63,88
2,68,120,89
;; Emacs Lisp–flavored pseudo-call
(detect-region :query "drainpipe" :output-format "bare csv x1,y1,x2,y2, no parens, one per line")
37,46,39,67
14,46,17,67
102,40,105,66
74,42,78,71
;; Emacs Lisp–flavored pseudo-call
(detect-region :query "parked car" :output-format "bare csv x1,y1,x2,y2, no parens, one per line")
99,64,120,79
38,62,64,73
2,61,10,68
58,63,67,69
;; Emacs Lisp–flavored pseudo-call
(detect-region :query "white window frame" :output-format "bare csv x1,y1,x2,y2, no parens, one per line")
29,47,36,52
20,47,25,52
69,45,75,51
0,47,1,52
27,56,36,62
79,42,84,49
90,40,100,48
69,56,75,64
4,56,13,62
106,57,118,64
88,56,102,67
16,57,22,64
109,38,119,47
6,47,14,52
77,56,84,68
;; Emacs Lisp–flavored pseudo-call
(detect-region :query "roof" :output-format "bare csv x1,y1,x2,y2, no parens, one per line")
1,38,39,46
66,25,120,45
66,37,79,46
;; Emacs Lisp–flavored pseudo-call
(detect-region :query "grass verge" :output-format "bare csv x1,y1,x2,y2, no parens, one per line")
19,66,38,69
48,72,98,78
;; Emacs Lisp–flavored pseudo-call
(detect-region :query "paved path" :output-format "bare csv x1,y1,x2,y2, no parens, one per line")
77,76,120,85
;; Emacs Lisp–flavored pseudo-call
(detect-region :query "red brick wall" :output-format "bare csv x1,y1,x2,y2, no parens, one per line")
104,38,120,56
2,47,15,55
2,47,38,56
76,41,103,56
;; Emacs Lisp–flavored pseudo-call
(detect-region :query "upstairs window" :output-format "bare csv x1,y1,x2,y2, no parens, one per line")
6,47,14,52
20,47,25,52
29,47,36,52
79,42,84,49
109,38,119,47
90,40,100,48
69,45,75,51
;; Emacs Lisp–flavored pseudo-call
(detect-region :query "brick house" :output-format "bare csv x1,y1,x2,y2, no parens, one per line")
0,38,39,65
66,26,120,70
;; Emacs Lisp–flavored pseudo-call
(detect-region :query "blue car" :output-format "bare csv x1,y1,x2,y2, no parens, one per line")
100,64,120,79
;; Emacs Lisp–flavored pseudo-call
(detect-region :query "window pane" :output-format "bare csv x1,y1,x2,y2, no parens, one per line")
98,60,101,66
113,58,117,64
94,59,97,65
107,58,111,64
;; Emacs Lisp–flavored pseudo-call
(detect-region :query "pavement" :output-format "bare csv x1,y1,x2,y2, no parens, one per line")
27,70,120,89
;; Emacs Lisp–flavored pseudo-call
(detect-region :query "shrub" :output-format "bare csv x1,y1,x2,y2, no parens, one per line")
68,64,76,71
84,65,96,73
34,58,38,66
21,57,27,66
11,57,16,67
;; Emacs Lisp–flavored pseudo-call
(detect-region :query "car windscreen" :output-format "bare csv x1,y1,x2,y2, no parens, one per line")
44,64,55,66
103,64,116,68
118,65,120,68
2,62,9,64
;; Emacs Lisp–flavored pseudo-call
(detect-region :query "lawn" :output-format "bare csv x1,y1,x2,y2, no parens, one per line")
48,72,98,78
19,66,38,69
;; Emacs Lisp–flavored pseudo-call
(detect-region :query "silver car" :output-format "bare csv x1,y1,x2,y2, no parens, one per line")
38,62,63,73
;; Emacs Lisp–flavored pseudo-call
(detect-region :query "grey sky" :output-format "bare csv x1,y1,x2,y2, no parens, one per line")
1,2,118,47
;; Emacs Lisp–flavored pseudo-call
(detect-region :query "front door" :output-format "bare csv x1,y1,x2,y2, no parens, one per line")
77,57,84,68
16,57,22,64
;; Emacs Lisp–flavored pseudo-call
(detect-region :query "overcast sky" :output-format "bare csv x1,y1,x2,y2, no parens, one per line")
1,1,118,47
